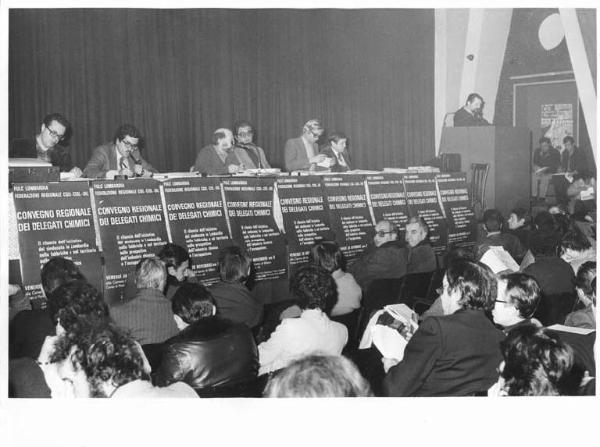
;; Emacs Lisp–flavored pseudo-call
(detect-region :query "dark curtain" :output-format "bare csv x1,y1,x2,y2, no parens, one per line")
9,9,434,172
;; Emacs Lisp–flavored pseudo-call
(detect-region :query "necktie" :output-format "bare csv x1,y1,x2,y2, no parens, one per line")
336,152,344,166
119,156,129,171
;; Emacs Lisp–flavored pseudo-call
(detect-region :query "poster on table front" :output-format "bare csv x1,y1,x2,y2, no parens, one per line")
435,173,476,248
222,177,287,281
321,175,373,263
277,175,334,267
162,177,231,285
92,179,169,304
13,182,102,307
365,173,410,234
402,172,448,254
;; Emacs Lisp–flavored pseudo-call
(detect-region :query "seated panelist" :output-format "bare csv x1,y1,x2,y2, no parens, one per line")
233,121,271,169
83,124,157,179
320,132,352,172
284,119,333,171
192,128,254,175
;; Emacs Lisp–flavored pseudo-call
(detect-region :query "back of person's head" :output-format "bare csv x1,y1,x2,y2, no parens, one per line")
290,264,338,315
309,241,346,273
483,209,503,232
445,259,497,311
499,272,541,319
534,211,555,232
511,207,531,226
264,354,372,397
171,282,216,325
575,261,596,299
552,213,575,238
529,230,560,257
158,243,190,270
50,319,145,397
500,324,574,396
444,245,475,266
539,136,552,146
40,257,86,297
218,245,251,282
560,228,592,254
563,135,575,145
47,280,109,332
134,257,166,290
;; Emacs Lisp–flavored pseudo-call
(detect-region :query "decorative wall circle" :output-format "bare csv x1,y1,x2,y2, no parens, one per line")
538,13,565,50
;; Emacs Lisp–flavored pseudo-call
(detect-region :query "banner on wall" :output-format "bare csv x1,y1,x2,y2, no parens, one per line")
13,182,102,306
162,177,231,285
541,103,573,151
92,179,169,304
365,173,410,233
222,177,287,281
435,173,476,248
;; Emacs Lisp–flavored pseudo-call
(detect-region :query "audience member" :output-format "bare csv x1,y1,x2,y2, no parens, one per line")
348,220,407,290
492,273,542,333
9,257,85,360
111,257,178,344
404,216,437,274
564,262,595,330
560,228,595,274
264,354,372,397
153,282,258,394
193,127,253,174
383,260,504,396
309,241,361,317
561,136,587,176
210,245,263,328
9,112,82,177
567,171,596,216
50,319,197,398
475,209,524,262
258,265,348,376
158,243,196,299
489,324,574,396
320,132,352,172
83,123,157,179
532,136,561,201
284,119,331,171
453,93,489,127
507,207,532,251
233,120,271,169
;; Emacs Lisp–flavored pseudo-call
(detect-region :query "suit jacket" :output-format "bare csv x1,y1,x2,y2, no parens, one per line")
383,309,504,396
83,142,157,179
193,145,254,174
9,138,74,172
453,107,490,127
235,144,271,169
348,240,408,290
284,137,325,171
320,145,352,172
110,288,178,345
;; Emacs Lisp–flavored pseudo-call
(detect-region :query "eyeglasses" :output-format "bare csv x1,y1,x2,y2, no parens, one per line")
494,299,509,304
237,131,253,137
311,131,322,139
375,230,394,238
121,140,138,150
45,126,65,141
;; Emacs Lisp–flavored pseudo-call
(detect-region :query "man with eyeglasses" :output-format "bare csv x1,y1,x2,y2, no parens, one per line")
347,220,408,291
492,272,542,333
284,119,333,172
233,121,271,169
83,124,157,179
9,113,83,177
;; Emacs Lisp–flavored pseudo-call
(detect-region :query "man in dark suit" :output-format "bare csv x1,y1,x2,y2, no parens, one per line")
284,119,332,171
83,123,157,179
383,260,504,397
9,112,83,177
453,93,490,127
320,132,352,172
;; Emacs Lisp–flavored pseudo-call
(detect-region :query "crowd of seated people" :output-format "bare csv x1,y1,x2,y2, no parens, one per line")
8,194,596,398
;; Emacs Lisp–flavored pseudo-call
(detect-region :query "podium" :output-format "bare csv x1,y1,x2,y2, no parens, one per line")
440,126,531,216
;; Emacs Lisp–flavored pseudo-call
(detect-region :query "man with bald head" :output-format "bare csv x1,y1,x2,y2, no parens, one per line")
348,220,408,290
193,128,254,175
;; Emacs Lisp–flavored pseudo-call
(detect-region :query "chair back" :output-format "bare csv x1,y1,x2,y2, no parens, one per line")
443,112,455,127
470,163,490,220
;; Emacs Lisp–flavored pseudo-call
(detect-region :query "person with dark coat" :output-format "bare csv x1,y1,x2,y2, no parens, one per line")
453,93,490,127
532,136,561,201
320,131,352,172
383,260,504,397
153,282,258,394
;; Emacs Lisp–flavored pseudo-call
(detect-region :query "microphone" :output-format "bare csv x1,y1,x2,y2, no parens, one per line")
131,150,142,165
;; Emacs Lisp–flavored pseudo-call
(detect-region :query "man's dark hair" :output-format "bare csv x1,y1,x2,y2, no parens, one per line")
43,113,71,133
500,324,574,396
511,207,531,225
466,93,483,104
539,136,552,146
575,261,596,297
445,259,497,311
483,209,503,232
218,245,251,283
113,123,142,144
533,211,556,232
290,264,338,315
158,243,191,270
47,280,109,331
40,257,86,296
309,241,346,273
499,272,541,319
560,228,592,253
50,320,145,398
327,132,347,144
233,120,254,136
563,136,575,145
529,230,560,257
444,245,475,266
171,282,215,324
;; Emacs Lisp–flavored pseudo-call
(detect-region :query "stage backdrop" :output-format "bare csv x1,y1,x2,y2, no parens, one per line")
9,9,434,173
